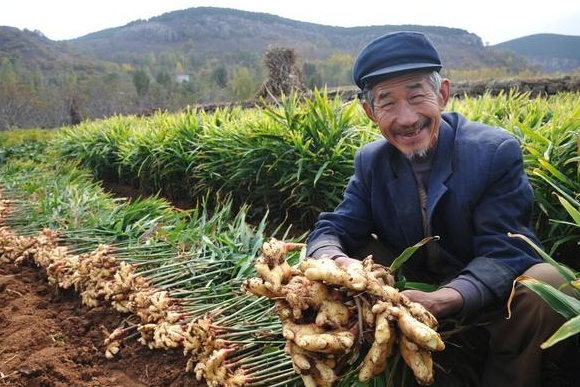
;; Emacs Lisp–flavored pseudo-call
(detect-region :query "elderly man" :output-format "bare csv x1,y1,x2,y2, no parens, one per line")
306,31,568,386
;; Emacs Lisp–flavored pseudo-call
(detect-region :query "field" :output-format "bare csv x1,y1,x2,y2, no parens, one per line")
0,90,579,387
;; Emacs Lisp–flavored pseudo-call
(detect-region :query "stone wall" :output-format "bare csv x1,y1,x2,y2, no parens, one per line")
194,75,580,112
450,75,580,97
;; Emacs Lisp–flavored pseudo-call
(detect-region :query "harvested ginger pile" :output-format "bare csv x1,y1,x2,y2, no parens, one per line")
243,238,445,386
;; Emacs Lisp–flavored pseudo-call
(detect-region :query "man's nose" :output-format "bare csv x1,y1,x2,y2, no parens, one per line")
394,102,419,127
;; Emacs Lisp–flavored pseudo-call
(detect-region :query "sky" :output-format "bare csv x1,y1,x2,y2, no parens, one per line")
2,0,580,45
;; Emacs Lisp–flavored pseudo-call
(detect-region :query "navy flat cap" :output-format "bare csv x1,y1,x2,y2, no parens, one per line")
352,31,442,90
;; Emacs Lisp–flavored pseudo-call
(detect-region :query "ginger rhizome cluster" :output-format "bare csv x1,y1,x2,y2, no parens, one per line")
243,238,445,386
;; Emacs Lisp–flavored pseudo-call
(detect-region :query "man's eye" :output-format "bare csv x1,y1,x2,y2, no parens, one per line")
377,101,394,109
411,94,425,101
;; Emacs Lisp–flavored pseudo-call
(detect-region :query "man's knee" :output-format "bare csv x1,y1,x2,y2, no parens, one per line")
509,263,571,360
486,263,569,351
511,281,565,330
521,262,573,295
511,262,568,329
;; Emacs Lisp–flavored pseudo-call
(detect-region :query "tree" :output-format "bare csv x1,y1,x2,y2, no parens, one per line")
0,60,38,129
211,65,228,88
146,52,156,69
302,62,323,89
156,71,172,86
321,53,354,87
133,69,150,96
229,66,255,100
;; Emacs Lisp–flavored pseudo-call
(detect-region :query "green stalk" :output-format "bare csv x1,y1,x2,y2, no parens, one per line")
246,375,301,387
246,370,297,384
155,267,232,289
215,296,263,325
245,361,293,377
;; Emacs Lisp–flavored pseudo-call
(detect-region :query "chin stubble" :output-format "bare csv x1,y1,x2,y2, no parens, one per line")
405,147,431,160
398,118,433,160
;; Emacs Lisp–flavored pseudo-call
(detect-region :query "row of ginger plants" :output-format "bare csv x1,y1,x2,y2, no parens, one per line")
51,90,580,255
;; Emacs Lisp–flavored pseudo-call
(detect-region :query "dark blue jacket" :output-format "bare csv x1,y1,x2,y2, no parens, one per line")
306,112,542,317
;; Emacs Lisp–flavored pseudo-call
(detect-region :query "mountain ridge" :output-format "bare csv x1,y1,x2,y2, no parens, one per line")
66,7,505,69
494,33,580,72
3,7,579,77
0,26,111,74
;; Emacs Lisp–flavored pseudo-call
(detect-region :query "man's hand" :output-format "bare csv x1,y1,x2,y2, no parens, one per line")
402,287,463,319
332,255,362,268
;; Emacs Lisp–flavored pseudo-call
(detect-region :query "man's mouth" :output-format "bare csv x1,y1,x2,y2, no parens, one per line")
394,119,430,139
401,128,423,137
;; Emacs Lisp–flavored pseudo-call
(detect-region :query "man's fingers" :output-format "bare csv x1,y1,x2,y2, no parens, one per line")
401,289,428,304
334,256,362,268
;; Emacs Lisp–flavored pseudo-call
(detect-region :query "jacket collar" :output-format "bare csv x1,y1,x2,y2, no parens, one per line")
426,117,454,226
386,117,455,244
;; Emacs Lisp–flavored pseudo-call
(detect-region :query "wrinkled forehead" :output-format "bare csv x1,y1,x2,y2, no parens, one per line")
371,72,432,98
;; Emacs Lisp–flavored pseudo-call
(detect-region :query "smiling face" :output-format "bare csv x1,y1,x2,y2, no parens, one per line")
362,72,450,159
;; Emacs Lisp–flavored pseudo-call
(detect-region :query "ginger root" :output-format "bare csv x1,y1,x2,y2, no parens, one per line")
285,341,337,387
283,321,355,354
315,299,350,329
300,258,367,291
252,238,303,294
254,256,294,294
243,240,446,387
399,335,434,386
241,277,280,298
261,238,305,264
358,309,396,381
391,306,444,352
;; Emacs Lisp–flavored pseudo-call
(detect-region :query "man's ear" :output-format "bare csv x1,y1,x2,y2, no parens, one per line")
438,78,451,111
362,100,377,123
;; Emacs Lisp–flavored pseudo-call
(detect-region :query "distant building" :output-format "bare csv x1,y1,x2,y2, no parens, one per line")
176,74,190,83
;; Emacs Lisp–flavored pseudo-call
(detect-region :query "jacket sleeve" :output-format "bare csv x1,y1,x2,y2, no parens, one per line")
444,137,542,318
306,147,374,258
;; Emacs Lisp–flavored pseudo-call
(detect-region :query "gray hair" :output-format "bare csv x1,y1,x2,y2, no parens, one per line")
361,71,442,111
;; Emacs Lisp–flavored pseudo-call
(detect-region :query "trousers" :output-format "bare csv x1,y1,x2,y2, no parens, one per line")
480,262,571,387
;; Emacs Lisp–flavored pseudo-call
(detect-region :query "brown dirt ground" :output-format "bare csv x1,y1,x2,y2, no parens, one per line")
0,261,202,387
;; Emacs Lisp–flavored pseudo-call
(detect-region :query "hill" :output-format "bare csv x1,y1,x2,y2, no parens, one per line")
494,33,580,72
69,7,530,72
0,26,114,75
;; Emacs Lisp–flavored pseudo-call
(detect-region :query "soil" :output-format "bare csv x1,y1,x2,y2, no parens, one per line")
0,261,201,387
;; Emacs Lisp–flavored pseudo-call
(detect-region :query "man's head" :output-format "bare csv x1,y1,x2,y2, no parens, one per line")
353,32,450,159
